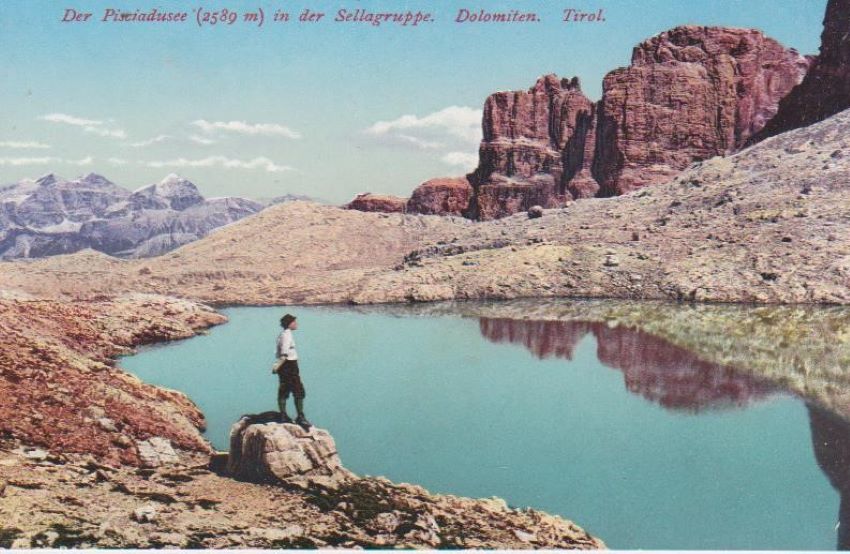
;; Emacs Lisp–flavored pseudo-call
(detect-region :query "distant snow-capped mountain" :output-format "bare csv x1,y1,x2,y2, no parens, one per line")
0,173,265,259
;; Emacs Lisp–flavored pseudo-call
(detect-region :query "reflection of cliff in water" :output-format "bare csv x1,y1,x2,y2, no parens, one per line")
480,315,850,547
810,404,850,550
345,298,850,420
479,318,776,412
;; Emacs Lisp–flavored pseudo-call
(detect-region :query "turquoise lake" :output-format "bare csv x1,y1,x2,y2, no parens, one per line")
121,302,847,550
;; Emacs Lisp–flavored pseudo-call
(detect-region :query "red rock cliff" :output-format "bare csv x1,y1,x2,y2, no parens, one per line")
463,26,810,217
345,193,408,213
595,26,811,195
749,0,850,143
466,75,597,220
406,177,472,216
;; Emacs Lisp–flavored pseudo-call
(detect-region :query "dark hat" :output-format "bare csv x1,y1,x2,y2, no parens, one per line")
280,314,297,329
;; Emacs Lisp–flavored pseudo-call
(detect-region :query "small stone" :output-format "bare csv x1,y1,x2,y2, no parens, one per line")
527,205,544,219
11,538,31,549
513,529,537,543
481,496,509,512
133,504,159,523
24,448,49,462
374,512,401,533
149,532,187,547
97,417,118,432
37,531,59,547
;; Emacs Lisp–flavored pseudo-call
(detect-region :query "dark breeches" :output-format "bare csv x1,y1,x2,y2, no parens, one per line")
277,359,306,400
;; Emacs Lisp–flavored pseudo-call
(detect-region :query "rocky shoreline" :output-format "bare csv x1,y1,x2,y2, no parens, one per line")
0,294,225,465
0,434,601,549
0,294,603,549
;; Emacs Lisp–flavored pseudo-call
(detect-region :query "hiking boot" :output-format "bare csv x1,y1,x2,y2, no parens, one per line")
279,413,293,424
295,416,312,430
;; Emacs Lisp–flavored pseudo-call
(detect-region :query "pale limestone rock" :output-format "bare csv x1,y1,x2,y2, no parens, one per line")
247,525,305,542
137,437,180,468
23,448,48,462
132,504,159,523
227,413,354,487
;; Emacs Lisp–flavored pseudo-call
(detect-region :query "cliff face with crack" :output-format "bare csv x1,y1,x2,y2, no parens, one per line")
461,26,810,218
594,26,811,197
466,75,598,220
750,0,850,142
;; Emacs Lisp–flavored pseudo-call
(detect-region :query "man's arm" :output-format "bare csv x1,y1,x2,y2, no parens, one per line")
279,331,292,359
275,332,285,359
273,332,286,373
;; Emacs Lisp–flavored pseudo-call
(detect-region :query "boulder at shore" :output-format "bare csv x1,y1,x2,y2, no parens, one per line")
227,411,355,488
219,412,604,548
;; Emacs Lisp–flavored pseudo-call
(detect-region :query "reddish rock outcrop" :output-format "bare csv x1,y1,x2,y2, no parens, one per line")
462,26,810,218
595,26,811,196
0,295,225,466
345,193,408,213
406,177,473,216
466,75,595,220
750,0,850,143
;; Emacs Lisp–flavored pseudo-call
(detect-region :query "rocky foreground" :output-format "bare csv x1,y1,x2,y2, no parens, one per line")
0,294,225,466
1,106,849,305
0,435,600,549
0,294,603,549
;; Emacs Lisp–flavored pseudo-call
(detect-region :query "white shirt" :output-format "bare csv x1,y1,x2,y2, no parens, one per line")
276,329,298,360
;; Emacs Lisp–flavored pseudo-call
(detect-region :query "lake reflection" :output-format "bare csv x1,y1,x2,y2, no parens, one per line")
478,317,777,412
476,312,850,549
123,299,850,550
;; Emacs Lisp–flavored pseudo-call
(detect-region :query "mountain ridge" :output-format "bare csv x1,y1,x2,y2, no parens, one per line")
0,173,264,259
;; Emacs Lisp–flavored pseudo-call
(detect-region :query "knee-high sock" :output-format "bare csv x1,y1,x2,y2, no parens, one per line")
278,386,289,417
294,396,305,418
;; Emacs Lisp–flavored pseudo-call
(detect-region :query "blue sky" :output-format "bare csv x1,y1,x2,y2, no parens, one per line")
0,1,827,202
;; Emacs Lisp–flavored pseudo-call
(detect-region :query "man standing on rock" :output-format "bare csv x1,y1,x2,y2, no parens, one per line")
273,314,311,429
